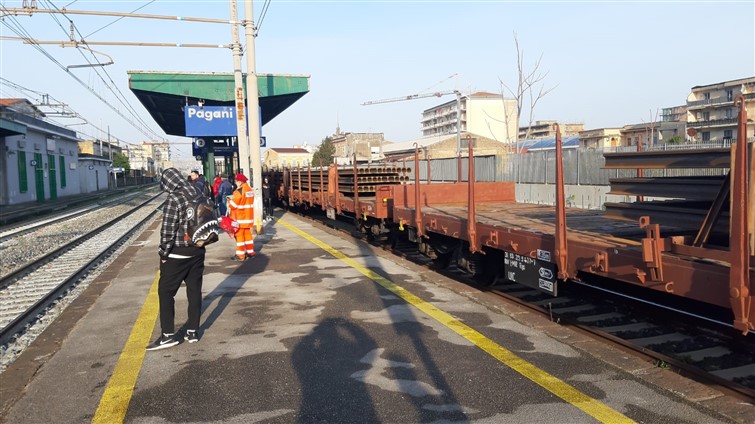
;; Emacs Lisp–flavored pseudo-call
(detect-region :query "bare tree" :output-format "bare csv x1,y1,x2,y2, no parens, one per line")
639,108,661,148
499,32,557,148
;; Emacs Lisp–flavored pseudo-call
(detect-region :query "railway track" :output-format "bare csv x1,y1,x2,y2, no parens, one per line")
0,194,164,370
0,190,149,243
289,207,755,402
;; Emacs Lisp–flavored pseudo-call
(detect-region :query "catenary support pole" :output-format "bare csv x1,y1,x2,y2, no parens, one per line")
244,0,263,233
229,0,249,178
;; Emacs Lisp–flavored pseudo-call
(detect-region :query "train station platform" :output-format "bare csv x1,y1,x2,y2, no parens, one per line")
1,211,752,423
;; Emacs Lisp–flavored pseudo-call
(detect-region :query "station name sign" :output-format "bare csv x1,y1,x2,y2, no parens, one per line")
185,106,239,136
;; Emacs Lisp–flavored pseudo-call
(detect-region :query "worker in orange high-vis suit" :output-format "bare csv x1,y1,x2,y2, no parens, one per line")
228,173,255,261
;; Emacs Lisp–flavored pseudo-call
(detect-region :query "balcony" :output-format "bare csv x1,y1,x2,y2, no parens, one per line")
687,117,738,128
687,96,735,109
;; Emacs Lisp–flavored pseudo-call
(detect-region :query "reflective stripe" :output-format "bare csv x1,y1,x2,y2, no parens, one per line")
229,200,239,208
168,253,193,259
236,242,245,246
237,219,253,224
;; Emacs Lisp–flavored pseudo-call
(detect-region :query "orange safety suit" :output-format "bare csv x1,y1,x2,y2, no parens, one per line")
229,181,255,259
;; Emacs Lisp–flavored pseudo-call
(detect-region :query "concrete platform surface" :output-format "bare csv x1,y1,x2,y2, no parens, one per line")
1,211,752,424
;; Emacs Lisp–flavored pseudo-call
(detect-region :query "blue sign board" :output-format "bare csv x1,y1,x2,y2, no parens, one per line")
193,137,237,157
185,106,238,136
192,136,267,158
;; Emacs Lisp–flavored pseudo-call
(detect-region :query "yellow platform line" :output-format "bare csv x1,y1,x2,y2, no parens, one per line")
92,273,160,424
278,217,634,424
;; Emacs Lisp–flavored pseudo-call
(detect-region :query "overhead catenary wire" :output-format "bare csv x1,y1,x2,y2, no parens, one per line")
1,70,195,162
0,15,164,143
83,0,156,39
41,0,166,142
254,0,271,37
1,3,216,162
2,77,135,147
1,2,169,143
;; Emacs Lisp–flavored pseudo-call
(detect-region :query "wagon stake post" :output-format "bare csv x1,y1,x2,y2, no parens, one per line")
554,124,569,280
639,216,666,285
413,143,423,237
467,136,479,253
730,94,753,335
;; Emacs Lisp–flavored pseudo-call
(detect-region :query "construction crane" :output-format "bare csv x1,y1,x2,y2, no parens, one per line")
362,89,463,155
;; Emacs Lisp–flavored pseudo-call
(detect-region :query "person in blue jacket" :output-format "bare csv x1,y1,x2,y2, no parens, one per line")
216,175,234,216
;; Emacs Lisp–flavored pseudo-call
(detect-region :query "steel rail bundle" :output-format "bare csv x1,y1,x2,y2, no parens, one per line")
272,96,753,334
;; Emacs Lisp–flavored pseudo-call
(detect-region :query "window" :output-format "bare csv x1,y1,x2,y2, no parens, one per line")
727,89,733,101
59,156,66,188
702,132,711,141
703,111,710,121
704,92,711,100
724,130,733,140
18,151,28,193
725,108,733,118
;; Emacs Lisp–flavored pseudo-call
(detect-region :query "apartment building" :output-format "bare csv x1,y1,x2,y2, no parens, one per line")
330,128,388,164
263,147,312,169
127,143,155,176
621,123,661,147
421,92,518,144
686,77,755,142
658,105,688,143
518,120,584,140
578,127,622,149
79,139,123,159
124,141,171,176
382,132,509,161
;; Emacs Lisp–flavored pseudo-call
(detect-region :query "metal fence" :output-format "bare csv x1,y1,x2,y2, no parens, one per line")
403,141,735,185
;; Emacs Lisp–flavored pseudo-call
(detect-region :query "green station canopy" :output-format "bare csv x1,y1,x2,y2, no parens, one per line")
128,71,310,137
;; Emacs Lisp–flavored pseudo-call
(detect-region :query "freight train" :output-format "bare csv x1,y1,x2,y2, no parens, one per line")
267,100,754,335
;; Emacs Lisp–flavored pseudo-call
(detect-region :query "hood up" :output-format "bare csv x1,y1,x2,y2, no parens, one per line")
160,168,189,193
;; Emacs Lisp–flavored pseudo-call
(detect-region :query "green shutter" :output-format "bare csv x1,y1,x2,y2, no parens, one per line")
59,156,66,188
18,151,28,193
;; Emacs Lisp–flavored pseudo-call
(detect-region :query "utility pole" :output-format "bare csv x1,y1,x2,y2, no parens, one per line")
243,0,263,233
229,0,249,179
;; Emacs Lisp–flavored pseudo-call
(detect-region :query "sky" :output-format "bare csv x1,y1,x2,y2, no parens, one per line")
1,0,754,162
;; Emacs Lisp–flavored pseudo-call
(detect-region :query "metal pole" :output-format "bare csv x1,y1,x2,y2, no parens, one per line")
554,124,569,280
107,126,112,161
229,0,249,177
455,91,462,156
243,0,263,233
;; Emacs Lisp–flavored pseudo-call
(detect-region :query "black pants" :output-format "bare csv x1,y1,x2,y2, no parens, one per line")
158,252,205,334
264,197,273,218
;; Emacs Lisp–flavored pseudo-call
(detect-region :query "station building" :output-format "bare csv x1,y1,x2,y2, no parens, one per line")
0,99,95,205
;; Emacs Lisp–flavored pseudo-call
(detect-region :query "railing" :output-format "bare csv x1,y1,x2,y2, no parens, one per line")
687,97,732,108
687,117,738,128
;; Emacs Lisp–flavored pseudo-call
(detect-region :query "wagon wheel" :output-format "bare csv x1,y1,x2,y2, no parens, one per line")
432,250,453,270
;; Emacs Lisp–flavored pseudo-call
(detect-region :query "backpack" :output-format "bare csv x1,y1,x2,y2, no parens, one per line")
180,187,220,247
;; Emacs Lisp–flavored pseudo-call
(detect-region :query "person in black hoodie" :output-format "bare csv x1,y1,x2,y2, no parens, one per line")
147,168,205,350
